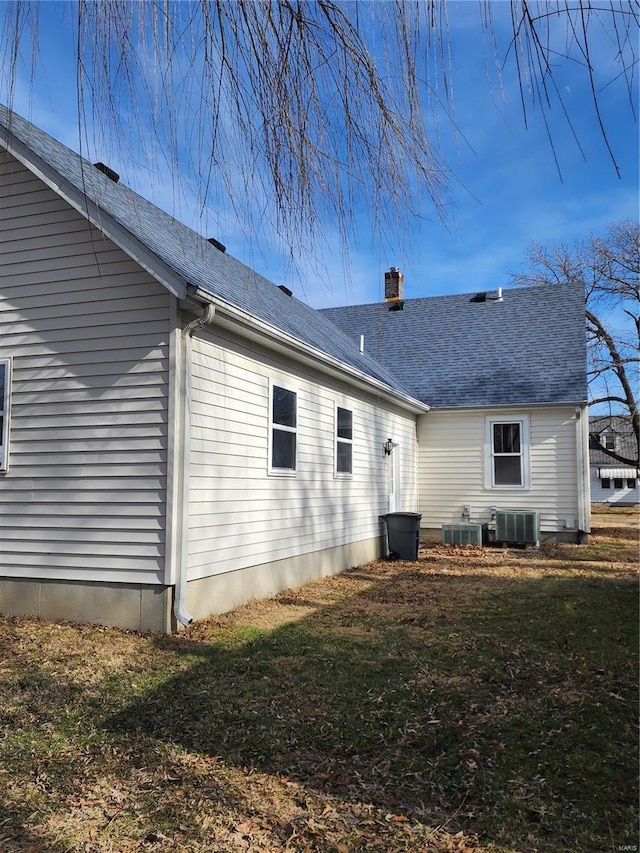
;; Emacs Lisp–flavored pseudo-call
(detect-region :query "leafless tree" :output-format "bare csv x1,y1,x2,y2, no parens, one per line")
512,220,639,468
0,1,638,261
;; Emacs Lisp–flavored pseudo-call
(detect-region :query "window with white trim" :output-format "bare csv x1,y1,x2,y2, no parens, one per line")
0,359,11,473
270,384,297,472
335,406,353,475
485,417,530,489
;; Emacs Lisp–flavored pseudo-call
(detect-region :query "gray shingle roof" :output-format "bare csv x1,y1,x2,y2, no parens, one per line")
0,106,413,399
589,415,639,466
321,284,588,408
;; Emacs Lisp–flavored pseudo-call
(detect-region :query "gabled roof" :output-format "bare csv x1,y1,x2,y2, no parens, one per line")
589,415,639,466
321,283,588,408
0,105,425,411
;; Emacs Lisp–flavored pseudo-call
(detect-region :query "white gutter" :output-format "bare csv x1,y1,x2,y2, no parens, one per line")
434,400,589,412
174,303,216,627
189,289,429,416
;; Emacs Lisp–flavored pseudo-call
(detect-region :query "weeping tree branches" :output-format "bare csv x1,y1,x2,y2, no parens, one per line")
0,1,638,257
512,220,640,468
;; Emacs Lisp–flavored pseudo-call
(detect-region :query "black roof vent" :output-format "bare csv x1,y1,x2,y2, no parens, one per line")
470,288,503,303
93,162,120,183
278,285,293,298
207,237,226,253
388,300,404,312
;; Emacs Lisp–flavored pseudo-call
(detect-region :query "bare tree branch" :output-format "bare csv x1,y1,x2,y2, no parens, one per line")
0,0,637,263
512,219,640,468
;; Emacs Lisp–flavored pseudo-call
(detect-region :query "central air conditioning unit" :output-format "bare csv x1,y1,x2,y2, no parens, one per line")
495,510,540,546
442,522,486,546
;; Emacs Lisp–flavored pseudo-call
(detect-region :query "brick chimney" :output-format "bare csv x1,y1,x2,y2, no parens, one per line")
384,267,404,302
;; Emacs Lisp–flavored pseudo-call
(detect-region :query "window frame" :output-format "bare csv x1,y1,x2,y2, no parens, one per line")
627,478,637,489
601,477,611,490
0,358,11,474
334,404,353,478
268,381,298,475
484,416,531,490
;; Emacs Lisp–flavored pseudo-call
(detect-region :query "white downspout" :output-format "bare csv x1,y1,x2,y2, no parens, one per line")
575,405,590,543
174,303,216,627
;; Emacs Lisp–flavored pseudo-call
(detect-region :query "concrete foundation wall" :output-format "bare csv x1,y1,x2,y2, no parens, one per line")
184,535,384,622
0,535,384,633
0,577,173,633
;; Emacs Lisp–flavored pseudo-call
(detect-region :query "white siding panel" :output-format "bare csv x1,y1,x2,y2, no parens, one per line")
417,408,580,532
187,331,418,581
0,156,172,584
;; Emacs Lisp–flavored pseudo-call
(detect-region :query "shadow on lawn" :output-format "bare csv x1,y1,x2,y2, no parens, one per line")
104,565,638,848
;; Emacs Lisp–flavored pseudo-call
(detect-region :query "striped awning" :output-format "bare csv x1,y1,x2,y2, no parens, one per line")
598,467,639,479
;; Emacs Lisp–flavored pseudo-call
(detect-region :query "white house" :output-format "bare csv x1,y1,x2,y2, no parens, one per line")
0,107,589,633
589,415,639,505
322,269,591,543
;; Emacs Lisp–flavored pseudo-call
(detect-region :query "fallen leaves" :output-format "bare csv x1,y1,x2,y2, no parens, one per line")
0,509,636,852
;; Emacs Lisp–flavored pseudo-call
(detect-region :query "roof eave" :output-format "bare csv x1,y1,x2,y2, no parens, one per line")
429,400,588,412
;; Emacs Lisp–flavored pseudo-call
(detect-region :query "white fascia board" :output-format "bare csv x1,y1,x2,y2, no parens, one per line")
0,128,188,300
189,289,429,415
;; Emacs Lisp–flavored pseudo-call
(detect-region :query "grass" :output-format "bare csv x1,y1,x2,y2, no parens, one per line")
0,506,637,852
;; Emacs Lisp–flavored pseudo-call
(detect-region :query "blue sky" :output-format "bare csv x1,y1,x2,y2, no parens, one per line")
4,1,638,310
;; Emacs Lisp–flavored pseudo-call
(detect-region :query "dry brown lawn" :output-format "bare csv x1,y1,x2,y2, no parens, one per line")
0,505,637,852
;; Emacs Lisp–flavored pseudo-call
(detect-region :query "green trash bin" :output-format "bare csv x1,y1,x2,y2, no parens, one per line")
380,512,422,560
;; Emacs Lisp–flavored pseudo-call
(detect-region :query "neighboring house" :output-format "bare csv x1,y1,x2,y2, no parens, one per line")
0,107,589,633
322,269,590,543
589,415,639,505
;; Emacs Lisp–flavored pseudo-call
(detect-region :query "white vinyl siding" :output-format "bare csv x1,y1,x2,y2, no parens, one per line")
187,330,418,581
0,156,172,584
418,407,580,533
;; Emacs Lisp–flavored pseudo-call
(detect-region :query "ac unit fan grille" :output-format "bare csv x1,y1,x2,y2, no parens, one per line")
496,510,540,545
442,523,484,546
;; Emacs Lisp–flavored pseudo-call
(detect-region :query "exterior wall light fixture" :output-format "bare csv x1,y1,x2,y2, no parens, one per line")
383,438,397,456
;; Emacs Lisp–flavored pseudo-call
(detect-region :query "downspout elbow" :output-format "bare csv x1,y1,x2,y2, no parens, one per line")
182,302,216,339
174,302,216,628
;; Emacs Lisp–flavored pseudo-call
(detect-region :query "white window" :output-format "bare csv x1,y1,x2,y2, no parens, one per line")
270,383,297,473
485,416,530,489
0,359,11,473
603,432,616,451
335,406,353,476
